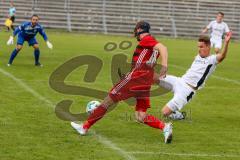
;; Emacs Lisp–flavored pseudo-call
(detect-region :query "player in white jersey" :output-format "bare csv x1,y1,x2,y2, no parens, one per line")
154,32,232,120
202,12,230,54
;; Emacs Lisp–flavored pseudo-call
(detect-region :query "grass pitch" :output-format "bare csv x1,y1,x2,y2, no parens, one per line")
0,31,240,160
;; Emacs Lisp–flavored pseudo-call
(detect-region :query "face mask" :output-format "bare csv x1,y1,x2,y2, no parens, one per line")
136,33,141,41
134,30,148,41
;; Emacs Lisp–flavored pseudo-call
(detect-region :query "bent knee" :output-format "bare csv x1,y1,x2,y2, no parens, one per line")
135,117,144,123
135,111,147,123
162,106,173,117
33,45,39,49
16,46,23,51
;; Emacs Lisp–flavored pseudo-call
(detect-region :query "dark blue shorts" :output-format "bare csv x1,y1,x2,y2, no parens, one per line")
17,35,38,46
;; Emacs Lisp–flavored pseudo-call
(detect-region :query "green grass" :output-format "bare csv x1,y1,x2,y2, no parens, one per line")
0,30,240,160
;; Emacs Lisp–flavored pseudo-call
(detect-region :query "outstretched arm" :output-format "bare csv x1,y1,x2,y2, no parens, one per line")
39,26,53,49
202,21,212,34
7,23,24,45
216,31,232,63
13,22,26,37
154,43,168,79
13,26,21,37
39,27,48,41
201,27,209,34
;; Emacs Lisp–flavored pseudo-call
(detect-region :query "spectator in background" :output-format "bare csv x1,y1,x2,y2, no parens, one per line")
5,1,16,31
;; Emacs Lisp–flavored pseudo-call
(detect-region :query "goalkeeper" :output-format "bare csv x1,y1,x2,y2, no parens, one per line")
7,14,53,66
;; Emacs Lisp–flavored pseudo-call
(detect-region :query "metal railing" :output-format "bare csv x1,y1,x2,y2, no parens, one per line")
0,0,239,39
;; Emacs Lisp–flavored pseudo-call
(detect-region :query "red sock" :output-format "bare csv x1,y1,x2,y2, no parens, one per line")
143,115,165,130
83,105,107,130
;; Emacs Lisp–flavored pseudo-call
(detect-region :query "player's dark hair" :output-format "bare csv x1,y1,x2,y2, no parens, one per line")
134,21,150,36
218,12,224,16
31,14,39,18
198,35,211,46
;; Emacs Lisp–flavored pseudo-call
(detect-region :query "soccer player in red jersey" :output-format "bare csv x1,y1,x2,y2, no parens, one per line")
71,21,173,143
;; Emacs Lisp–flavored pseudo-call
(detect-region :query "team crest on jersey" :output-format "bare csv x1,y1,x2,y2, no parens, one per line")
194,58,208,64
25,26,33,30
25,26,38,34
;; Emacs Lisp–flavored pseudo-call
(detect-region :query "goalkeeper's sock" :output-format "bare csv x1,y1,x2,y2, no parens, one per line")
143,115,165,130
83,104,107,130
8,49,19,64
34,49,40,65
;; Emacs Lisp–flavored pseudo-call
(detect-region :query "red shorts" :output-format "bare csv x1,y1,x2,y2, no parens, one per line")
109,69,153,112
135,97,150,112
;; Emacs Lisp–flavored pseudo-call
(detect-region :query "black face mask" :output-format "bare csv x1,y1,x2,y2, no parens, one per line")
136,34,141,41
135,30,149,41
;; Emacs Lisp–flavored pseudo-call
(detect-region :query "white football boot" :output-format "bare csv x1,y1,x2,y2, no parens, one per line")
169,111,186,120
71,122,88,135
163,122,173,144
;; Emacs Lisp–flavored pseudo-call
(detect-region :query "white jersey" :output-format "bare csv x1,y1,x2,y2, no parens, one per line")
207,20,229,40
182,54,218,90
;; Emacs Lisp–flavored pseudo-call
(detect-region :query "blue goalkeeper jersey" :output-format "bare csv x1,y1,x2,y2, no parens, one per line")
13,22,48,41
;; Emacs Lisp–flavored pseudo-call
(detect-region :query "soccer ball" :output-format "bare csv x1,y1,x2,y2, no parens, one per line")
86,100,100,115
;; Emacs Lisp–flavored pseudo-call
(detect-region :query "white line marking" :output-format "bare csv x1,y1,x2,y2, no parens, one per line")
0,68,54,107
205,86,239,90
212,75,240,85
169,64,240,85
128,151,240,158
0,67,136,160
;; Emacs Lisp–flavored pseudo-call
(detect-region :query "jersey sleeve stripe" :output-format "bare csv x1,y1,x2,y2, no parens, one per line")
111,49,148,94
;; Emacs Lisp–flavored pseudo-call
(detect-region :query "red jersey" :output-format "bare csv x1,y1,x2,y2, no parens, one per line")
132,35,159,70
109,34,160,109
